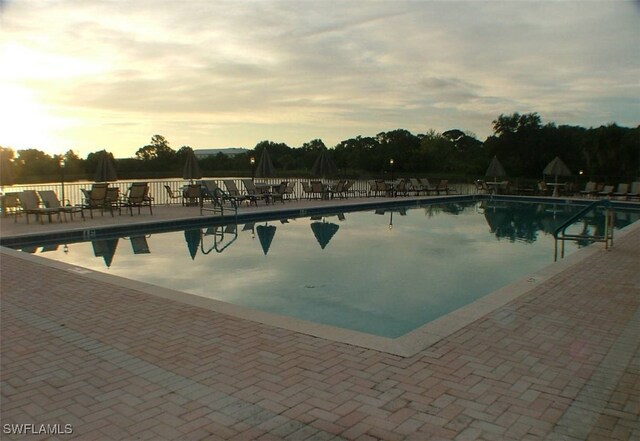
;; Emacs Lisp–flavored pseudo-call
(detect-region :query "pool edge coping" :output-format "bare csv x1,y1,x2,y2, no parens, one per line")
3,200,638,358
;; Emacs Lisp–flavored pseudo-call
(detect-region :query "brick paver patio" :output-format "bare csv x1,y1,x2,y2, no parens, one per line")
1,202,638,440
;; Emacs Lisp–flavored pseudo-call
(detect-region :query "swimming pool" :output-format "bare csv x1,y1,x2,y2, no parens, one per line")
11,199,639,342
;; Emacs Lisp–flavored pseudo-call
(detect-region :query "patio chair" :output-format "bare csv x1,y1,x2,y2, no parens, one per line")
1,193,23,222
106,187,122,215
284,181,297,201
123,182,153,216
270,182,288,204
311,181,326,199
163,185,182,205
38,190,84,221
183,183,202,206
611,183,629,199
537,181,550,196
579,181,597,198
18,190,62,224
81,183,111,218
627,182,639,201
301,181,314,199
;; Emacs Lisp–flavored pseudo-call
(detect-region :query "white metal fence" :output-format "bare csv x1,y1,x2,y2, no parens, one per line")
2,178,474,206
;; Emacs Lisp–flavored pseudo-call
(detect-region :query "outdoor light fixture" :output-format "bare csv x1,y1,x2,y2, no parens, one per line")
389,158,394,181
59,158,66,204
250,156,256,181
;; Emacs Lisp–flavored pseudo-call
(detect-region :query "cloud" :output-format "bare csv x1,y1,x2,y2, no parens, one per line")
1,0,638,156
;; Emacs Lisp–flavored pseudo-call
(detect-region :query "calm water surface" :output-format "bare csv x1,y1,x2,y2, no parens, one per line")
19,200,639,337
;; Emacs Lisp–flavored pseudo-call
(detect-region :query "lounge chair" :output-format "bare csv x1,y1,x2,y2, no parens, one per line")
597,185,614,198
38,190,84,221
418,178,438,195
18,190,62,224
241,179,269,203
394,179,408,196
163,185,182,205
130,235,150,254
408,178,426,195
344,179,365,198
329,180,347,199
81,183,111,218
611,183,629,199
436,180,455,195
200,184,238,216
579,181,597,198
375,180,390,197
627,182,639,201
1,193,22,222
123,182,153,215
224,179,255,206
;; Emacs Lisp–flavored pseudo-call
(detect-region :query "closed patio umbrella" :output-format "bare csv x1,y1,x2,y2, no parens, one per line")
310,221,339,249
256,224,276,255
485,155,506,181
256,148,275,178
0,150,14,192
182,149,202,183
94,151,118,183
311,149,338,178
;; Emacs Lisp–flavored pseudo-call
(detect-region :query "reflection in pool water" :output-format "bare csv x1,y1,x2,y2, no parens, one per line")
16,200,639,338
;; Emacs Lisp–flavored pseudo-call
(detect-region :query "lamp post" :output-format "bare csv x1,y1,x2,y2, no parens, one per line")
59,158,66,204
389,158,394,182
250,157,256,182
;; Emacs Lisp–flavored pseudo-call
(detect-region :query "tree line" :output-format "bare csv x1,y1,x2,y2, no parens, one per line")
1,113,638,184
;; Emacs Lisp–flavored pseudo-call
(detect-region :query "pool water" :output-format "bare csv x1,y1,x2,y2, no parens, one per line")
17,200,639,338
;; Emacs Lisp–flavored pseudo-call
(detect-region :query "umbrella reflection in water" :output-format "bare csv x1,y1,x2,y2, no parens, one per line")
92,238,119,267
310,220,339,249
256,224,276,255
184,229,201,260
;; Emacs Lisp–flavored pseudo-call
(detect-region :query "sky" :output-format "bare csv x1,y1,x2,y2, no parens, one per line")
1,0,639,159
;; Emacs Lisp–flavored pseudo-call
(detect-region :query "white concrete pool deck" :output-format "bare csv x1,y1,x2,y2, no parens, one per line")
1,196,639,440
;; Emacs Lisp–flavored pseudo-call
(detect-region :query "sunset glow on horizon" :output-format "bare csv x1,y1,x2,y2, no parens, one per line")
1,0,639,159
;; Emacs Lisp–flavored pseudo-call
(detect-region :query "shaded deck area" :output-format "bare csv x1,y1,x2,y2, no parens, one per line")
1,198,639,440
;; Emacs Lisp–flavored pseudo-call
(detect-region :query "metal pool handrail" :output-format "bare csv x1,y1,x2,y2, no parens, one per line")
553,199,614,261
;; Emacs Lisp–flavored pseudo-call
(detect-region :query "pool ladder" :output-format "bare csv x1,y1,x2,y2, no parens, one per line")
553,199,614,261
